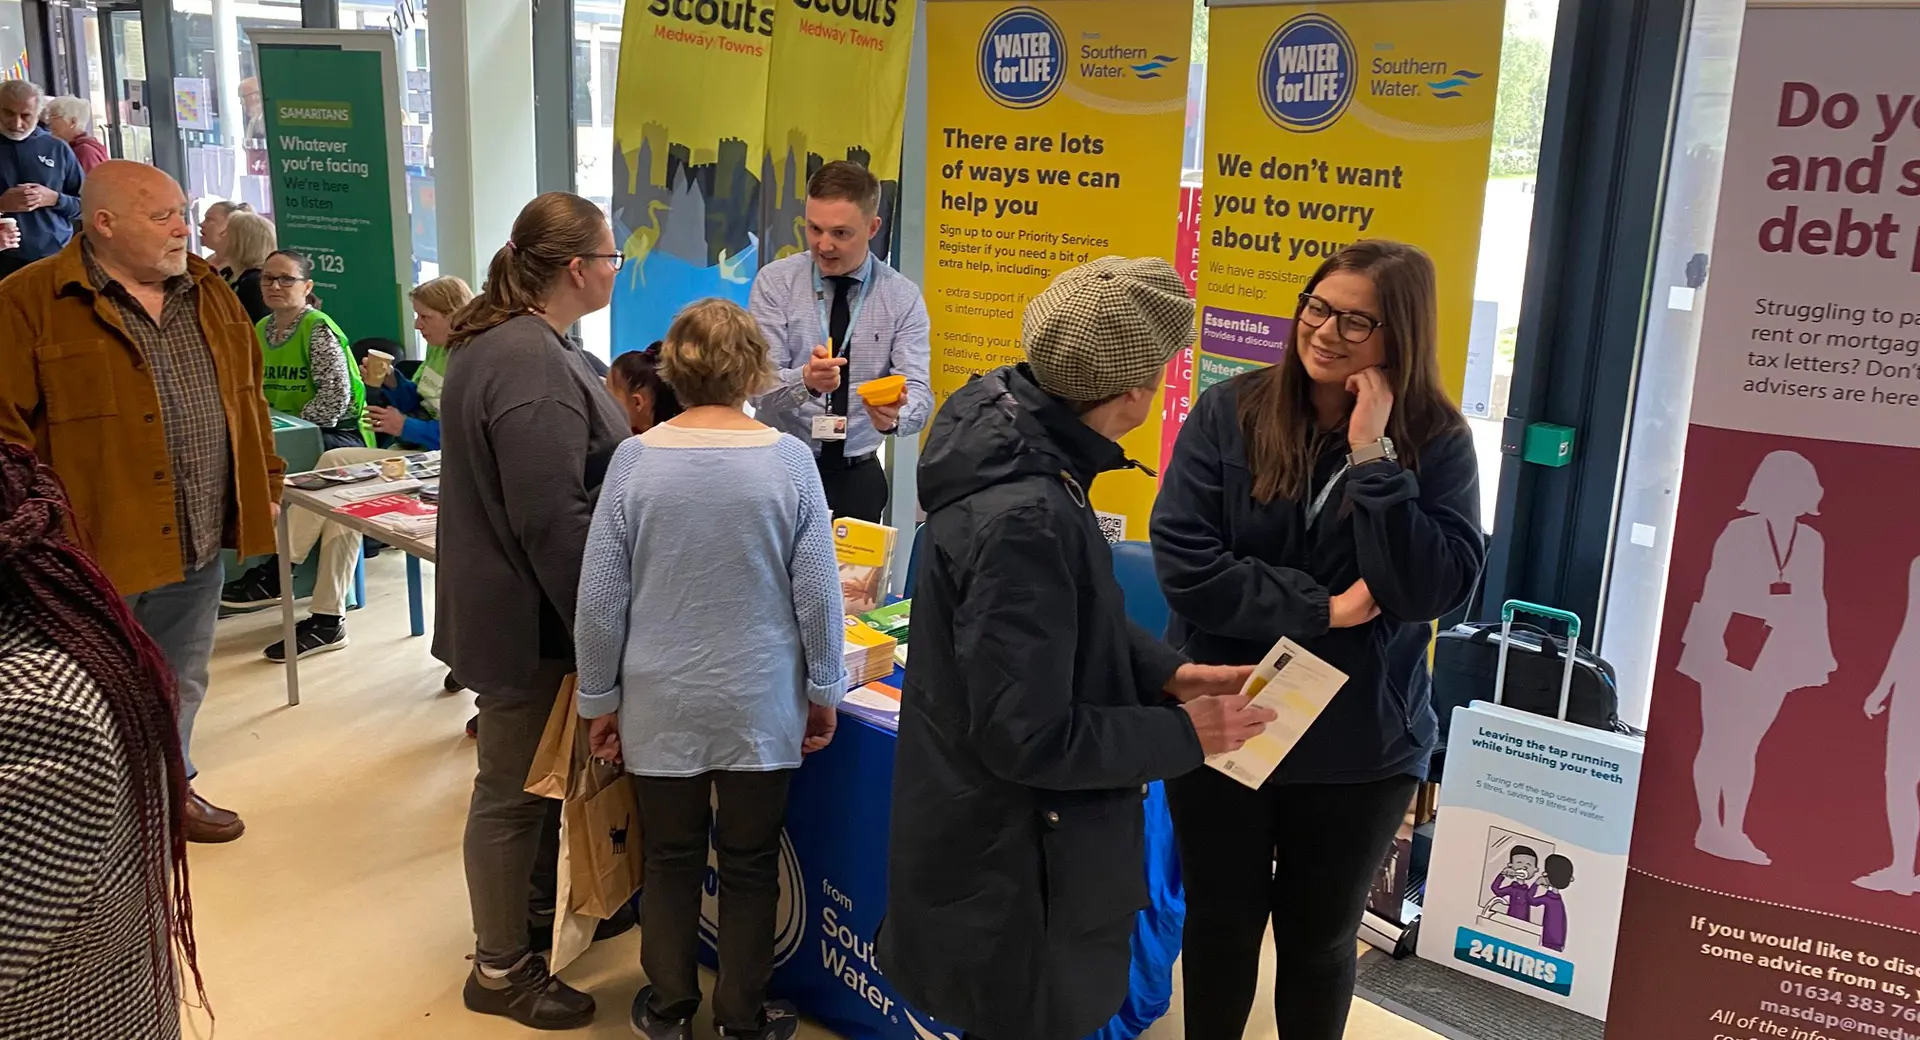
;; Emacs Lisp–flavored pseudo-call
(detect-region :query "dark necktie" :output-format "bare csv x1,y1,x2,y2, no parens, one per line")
820,274,856,466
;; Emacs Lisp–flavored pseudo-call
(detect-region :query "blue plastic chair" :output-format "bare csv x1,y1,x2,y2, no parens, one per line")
1110,540,1169,638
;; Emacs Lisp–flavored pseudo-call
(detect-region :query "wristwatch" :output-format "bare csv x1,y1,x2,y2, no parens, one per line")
1348,437,1397,466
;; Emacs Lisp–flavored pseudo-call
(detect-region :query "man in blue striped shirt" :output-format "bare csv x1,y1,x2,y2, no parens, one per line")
749,161,932,521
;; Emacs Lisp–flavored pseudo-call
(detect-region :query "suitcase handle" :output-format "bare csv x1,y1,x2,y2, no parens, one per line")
1492,599,1582,721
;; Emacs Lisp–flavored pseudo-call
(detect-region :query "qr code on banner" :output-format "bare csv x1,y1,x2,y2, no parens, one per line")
1095,511,1126,544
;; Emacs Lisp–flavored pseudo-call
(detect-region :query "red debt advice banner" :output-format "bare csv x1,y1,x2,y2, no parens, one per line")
1608,5,1920,1037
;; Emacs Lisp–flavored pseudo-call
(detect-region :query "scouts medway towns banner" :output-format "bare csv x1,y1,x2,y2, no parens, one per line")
1193,0,1503,397
610,0,773,351
610,0,917,354
924,0,1190,541
1608,4,1920,1036
761,0,918,269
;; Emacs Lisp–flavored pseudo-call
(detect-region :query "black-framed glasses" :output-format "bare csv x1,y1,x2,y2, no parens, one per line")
581,252,627,272
1297,293,1385,343
262,275,307,289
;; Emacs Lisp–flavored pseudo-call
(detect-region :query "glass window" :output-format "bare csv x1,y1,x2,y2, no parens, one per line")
573,41,592,127
1598,0,1747,727
336,1,439,345
1,2,28,83
1460,0,1560,532
573,0,624,360
169,0,304,224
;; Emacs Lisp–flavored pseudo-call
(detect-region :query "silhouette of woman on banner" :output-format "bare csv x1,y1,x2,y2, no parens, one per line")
1860,555,1920,895
1677,450,1835,865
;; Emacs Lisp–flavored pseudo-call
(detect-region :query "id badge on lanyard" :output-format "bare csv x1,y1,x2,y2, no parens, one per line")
811,255,874,443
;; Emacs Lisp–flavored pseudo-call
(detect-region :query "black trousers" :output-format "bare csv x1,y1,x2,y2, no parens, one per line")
817,454,888,522
635,769,795,1032
1166,769,1419,1040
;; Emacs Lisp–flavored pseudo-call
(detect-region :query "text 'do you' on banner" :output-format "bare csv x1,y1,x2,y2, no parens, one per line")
924,0,1190,541
1193,0,1503,397
1608,5,1920,1038
252,29,411,347
761,0,918,267
610,0,916,356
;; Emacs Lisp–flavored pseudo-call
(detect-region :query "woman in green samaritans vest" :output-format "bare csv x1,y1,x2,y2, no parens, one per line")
256,250,373,450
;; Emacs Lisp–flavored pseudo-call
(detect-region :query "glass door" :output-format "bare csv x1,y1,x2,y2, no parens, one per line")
101,3,153,165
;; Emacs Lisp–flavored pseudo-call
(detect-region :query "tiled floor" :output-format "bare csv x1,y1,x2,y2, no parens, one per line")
178,555,1440,1040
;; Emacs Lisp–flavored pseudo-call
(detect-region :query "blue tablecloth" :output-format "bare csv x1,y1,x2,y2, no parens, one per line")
698,684,1185,1040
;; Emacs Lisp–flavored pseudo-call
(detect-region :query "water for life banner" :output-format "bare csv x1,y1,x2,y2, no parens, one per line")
924,0,1189,541
255,36,409,346
1608,5,1920,1036
1193,0,1503,397
610,0,916,354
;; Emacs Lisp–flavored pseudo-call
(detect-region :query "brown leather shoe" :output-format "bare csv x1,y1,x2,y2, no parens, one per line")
184,788,246,843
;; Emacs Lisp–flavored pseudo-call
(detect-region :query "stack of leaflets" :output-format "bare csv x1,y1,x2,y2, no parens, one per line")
858,600,911,669
339,494,437,539
832,517,898,615
843,616,897,688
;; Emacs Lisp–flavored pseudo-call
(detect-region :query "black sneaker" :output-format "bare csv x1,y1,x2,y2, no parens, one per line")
629,986,693,1040
462,953,595,1030
263,616,348,662
718,1001,800,1040
220,562,281,611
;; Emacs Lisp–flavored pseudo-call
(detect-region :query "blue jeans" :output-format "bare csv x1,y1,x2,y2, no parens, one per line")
125,561,224,779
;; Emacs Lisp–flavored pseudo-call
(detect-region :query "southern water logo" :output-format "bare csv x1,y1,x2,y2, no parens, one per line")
978,6,1065,109
699,829,808,967
1428,69,1484,99
1129,54,1181,80
1258,13,1357,133
1077,30,1179,81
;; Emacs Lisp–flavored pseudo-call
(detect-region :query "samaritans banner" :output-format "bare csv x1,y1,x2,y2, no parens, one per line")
761,0,917,266
1194,0,1503,397
253,33,409,346
923,0,1190,542
609,0,916,354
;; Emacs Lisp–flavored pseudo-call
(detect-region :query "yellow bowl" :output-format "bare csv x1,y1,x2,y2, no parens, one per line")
857,374,907,407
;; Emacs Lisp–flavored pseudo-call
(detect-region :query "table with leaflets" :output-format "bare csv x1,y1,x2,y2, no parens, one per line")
273,452,439,705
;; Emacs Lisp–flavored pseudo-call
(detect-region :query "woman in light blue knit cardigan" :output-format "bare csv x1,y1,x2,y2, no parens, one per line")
574,298,846,1040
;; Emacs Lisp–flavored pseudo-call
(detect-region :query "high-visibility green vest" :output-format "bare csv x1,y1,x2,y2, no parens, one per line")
256,309,372,446
415,343,451,418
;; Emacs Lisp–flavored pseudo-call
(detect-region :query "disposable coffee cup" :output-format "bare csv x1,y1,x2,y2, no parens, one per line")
378,457,407,482
0,217,17,250
364,349,395,386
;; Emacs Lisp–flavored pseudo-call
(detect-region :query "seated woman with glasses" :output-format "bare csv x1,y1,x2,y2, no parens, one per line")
1149,240,1485,1040
254,250,373,451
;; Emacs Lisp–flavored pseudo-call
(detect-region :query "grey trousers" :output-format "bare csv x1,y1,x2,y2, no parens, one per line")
125,560,224,780
465,670,569,968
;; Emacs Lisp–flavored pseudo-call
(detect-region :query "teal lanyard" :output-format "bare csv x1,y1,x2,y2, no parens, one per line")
1305,462,1350,528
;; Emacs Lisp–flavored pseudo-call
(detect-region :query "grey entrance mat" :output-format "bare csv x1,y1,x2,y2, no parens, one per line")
1353,949,1604,1040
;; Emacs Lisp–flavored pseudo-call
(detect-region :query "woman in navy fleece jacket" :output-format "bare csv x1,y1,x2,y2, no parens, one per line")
1150,240,1484,1040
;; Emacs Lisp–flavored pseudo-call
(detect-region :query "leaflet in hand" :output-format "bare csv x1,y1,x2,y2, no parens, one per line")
1207,637,1348,790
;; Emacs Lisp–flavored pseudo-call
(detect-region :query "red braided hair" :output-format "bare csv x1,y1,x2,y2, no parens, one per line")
0,443,205,1012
